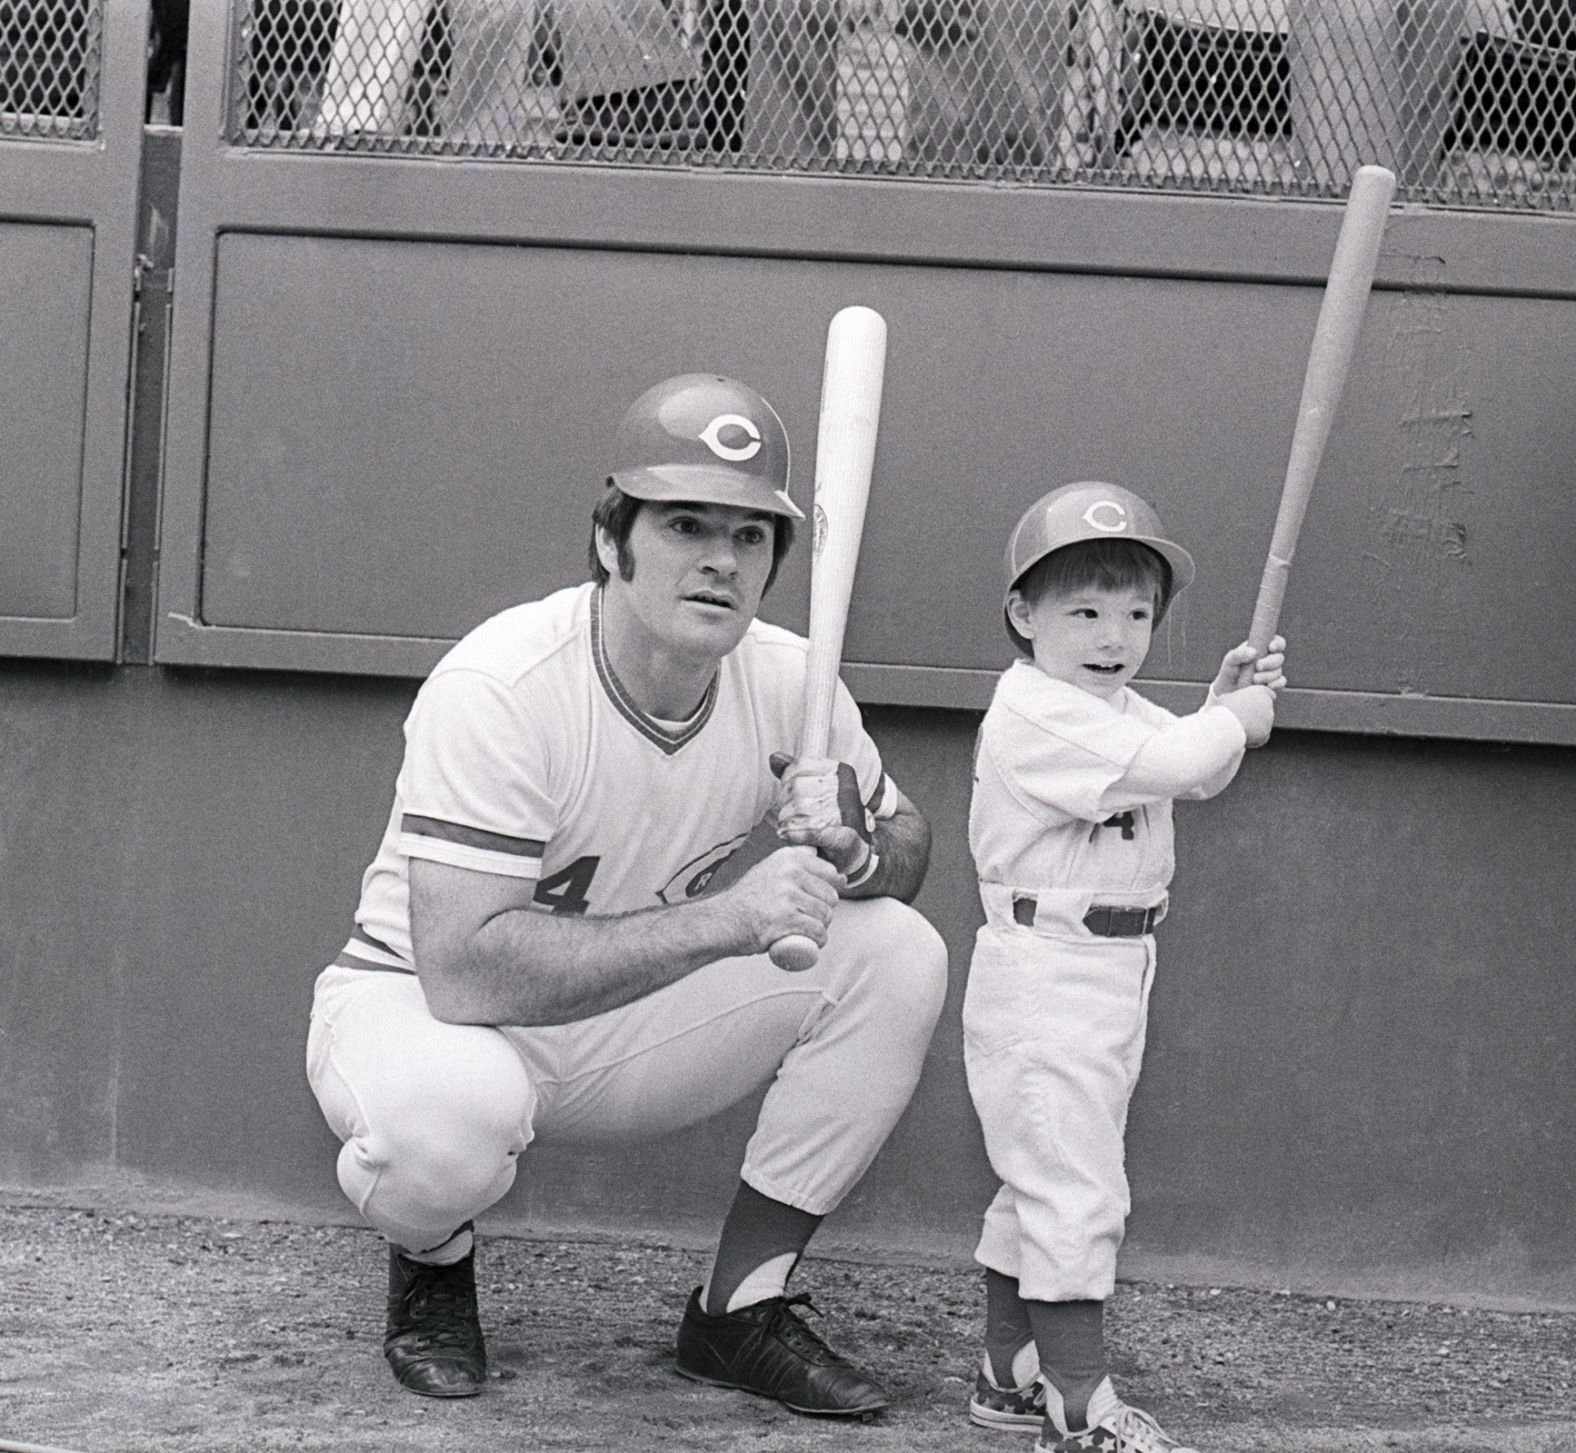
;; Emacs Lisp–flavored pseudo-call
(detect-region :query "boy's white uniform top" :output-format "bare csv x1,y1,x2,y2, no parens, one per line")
965,659,1248,1301
338,581,895,974
971,662,1244,936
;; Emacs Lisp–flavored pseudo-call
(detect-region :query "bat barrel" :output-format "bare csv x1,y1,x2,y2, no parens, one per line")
1265,165,1394,565
1245,165,1394,664
769,305,889,973
799,306,887,755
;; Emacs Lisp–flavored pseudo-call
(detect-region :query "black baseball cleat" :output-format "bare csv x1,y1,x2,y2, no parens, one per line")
674,1287,891,1417
383,1239,487,1397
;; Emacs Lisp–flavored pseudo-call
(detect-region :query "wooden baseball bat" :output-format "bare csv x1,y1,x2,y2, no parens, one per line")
1242,163,1396,675
769,306,888,972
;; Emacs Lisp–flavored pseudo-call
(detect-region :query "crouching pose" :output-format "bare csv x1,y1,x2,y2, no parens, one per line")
306,372,947,1417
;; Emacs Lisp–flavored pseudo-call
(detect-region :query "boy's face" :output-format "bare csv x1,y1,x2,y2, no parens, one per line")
1007,581,1156,701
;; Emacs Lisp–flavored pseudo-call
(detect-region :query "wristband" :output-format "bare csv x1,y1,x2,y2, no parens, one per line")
842,848,881,889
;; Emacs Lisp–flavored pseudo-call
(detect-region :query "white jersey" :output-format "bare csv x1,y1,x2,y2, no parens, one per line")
339,582,895,973
969,661,1241,919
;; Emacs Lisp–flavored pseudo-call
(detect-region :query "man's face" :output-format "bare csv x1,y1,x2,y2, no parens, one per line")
1008,580,1156,701
599,501,777,662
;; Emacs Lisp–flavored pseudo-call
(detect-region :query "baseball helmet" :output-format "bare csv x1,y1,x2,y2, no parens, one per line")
1002,481,1196,644
607,373,803,520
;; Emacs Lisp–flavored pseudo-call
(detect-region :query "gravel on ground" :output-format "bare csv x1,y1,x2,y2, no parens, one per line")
3,1185,1574,1453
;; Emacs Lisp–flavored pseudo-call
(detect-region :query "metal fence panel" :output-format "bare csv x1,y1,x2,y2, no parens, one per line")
0,0,103,139
186,233,1576,718
0,224,93,621
229,0,1576,210
0,0,146,661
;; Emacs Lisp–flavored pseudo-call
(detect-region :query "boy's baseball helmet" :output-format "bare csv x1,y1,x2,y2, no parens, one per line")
1003,481,1196,642
608,373,803,520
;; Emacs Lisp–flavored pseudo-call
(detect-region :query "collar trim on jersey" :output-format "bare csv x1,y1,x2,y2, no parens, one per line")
590,588,719,756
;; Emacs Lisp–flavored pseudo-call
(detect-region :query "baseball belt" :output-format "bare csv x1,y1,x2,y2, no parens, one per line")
1012,897,1164,937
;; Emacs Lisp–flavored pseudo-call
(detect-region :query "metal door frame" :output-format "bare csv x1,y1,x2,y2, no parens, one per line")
0,0,149,660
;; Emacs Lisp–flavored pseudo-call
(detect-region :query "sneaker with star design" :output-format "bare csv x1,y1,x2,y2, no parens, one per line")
969,1351,1047,1431
1036,1375,1198,1452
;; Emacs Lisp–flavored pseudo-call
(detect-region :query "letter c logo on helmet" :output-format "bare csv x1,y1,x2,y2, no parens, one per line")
1002,481,1198,651
607,373,802,519
1083,500,1129,533
698,413,763,463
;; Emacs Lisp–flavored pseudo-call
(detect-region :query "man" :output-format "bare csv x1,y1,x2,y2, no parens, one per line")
306,372,948,1417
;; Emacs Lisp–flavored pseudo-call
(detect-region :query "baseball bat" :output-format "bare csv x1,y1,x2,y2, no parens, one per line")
769,306,888,972
1241,163,1396,678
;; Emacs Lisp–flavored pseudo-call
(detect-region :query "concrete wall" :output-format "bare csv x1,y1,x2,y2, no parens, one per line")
3,659,1572,1305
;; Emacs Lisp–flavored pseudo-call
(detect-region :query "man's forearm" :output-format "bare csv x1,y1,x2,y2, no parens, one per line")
413,844,844,1027
424,896,745,1028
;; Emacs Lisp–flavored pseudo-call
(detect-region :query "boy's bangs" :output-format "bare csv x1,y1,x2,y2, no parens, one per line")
1034,539,1171,605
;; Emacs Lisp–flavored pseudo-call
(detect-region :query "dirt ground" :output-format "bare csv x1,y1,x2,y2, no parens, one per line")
3,1184,1575,1453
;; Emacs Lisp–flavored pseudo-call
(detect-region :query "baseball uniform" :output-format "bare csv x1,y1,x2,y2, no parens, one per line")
965,660,1246,1301
307,580,947,1252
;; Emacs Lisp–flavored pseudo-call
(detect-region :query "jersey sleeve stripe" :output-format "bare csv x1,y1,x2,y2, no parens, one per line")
334,926,415,973
398,835,544,878
335,951,416,974
352,925,400,957
400,813,546,859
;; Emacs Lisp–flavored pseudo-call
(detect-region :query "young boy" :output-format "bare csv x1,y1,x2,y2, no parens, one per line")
964,481,1287,1453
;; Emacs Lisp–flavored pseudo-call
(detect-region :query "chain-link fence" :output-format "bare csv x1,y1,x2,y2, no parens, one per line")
1,0,103,138
229,0,1574,210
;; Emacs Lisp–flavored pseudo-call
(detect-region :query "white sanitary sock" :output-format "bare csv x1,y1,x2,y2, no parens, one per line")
705,1251,798,1312
400,1224,474,1267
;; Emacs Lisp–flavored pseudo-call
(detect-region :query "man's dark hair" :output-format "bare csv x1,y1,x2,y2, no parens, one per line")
1008,538,1172,656
588,486,796,595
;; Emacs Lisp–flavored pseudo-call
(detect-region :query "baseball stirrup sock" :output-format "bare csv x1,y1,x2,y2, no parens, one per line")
703,1182,821,1314
1027,1297,1108,1429
984,1268,1037,1388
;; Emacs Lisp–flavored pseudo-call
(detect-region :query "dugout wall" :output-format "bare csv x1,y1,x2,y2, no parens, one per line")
2,0,1575,1307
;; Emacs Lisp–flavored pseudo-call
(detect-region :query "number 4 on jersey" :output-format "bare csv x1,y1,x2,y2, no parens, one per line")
533,856,600,915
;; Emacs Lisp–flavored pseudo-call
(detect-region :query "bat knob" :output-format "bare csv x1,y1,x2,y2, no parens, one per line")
769,934,820,972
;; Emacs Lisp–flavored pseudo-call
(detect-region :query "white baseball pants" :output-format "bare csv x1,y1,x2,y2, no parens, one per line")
306,896,947,1252
963,922,1156,1301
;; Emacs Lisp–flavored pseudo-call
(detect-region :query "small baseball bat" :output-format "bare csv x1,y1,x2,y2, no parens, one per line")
769,306,888,972
1241,163,1396,676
